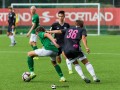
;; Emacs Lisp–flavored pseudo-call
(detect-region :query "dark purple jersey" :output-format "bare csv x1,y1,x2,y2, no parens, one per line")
61,27,87,59
8,12,16,26
51,22,70,46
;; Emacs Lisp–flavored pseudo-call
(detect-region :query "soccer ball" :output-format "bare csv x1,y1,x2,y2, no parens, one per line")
51,84,56,89
22,72,31,82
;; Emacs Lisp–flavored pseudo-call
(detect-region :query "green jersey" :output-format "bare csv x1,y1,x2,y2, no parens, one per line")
31,13,39,34
38,32,58,52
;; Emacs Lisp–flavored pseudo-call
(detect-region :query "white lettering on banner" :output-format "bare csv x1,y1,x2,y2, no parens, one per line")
19,13,31,22
92,13,98,21
0,13,8,21
65,12,113,22
0,11,114,24
40,11,54,22
100,12,113,21
106,12,113,21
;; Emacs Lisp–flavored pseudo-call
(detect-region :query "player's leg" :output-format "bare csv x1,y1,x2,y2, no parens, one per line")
56,47,62,64
35,48,66,82
27,48,52,80
29,34,38,50
8,26,16,46
12,28,16,36
51,56,66,82
7,30,11,45
72,60,91,83
27,51,38,79
29,34,38,60
79,55,100,82
11,28,16,45
62,51,73,74
28,48,51,73
56,55,62,63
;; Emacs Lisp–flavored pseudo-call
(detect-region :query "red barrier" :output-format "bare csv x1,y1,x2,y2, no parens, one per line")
0,8,119,26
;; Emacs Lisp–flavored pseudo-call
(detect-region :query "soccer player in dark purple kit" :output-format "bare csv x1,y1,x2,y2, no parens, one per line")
50,10,73,74
7,6,16,46
47,20,100,83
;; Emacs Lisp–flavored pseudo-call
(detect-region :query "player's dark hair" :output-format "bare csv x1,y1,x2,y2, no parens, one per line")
58,10,65,15
8,6,13,10
75,20,84,28
36,26,45,32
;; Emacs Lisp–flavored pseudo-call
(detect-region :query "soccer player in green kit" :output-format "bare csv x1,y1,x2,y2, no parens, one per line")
26,26,66,82
27,6,39,51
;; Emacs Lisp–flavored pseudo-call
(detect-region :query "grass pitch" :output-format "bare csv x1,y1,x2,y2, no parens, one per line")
0,35,120,90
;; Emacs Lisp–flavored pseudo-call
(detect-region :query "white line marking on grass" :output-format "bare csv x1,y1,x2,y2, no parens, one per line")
0,35,26,37
0,51,120,56
90,53,120,56
0,51,27,54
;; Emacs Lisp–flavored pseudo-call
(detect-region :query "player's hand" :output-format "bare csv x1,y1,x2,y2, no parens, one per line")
26,33,30,37
46,31,52,35
46,31,50,33
86,48,90,54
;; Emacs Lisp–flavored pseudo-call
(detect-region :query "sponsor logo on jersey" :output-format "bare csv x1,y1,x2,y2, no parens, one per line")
57,27,59,29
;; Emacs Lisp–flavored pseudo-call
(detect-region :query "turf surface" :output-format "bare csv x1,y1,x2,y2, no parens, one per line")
0,35,120,90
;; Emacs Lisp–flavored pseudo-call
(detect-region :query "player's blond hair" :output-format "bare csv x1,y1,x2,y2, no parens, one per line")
30,6,36,10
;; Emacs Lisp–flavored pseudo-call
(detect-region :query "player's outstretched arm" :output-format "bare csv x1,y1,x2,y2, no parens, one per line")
44,33,60,48
46,30,62,34
27,23,36,37
82,35,90,54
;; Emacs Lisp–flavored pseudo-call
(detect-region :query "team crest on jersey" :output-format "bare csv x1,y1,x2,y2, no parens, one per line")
64,27,67,29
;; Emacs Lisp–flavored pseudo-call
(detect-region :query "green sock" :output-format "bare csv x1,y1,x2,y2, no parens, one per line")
27,56,34,72
33,46,38,50
31,45,33,48
54,65,63,77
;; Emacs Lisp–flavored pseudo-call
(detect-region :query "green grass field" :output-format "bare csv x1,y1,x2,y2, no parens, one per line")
0,35,120,90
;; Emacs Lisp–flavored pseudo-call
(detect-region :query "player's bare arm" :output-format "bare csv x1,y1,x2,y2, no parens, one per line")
82,35,90,54
27,23,36,37
46,30,62,34
44,33,60,48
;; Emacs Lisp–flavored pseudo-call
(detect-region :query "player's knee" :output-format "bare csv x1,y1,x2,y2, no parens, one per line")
51,61,57,66
82,59,89,65
10,33,13,35
73,60,79,65
7,32,10,36
28,52,32,56
32,42,36,46
29,42,36,46
29,42,32,45
85,62,90,66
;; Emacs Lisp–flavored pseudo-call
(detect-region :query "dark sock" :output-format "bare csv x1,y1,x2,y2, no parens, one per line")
31,45,33,49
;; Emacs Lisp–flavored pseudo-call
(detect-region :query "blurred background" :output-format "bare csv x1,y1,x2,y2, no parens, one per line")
0,0,120,7
0,0,120,35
